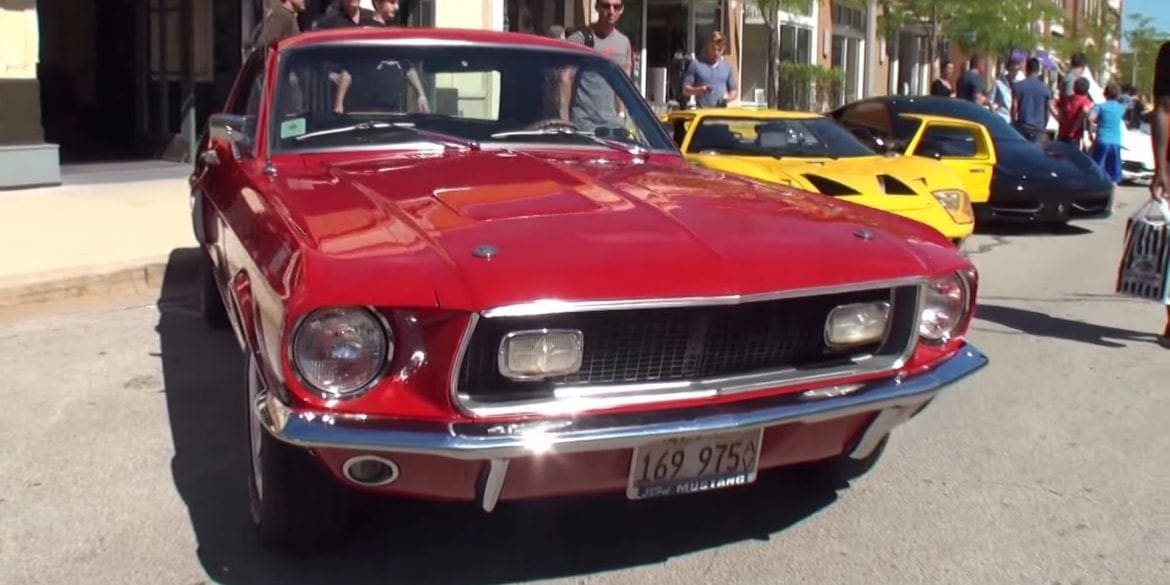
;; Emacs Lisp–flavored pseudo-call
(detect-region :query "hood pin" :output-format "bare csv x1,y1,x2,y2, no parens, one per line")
853,229,875,241
472,245,499,260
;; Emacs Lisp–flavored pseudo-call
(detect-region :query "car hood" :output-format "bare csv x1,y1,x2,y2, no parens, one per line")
275,150,958,311
994,140,1110,187
694,154,956,213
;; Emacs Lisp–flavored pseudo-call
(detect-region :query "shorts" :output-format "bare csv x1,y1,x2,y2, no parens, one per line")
1090,142,1122,183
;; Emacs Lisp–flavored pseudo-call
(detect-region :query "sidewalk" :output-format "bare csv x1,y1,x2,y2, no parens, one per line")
0,161,195,308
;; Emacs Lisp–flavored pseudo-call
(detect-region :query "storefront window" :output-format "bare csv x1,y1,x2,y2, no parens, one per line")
741,22,768,105
778,24,811,64
504,0,564,37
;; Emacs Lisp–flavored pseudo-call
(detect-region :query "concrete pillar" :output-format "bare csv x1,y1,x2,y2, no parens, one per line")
864,0,878,97
0,0,60,189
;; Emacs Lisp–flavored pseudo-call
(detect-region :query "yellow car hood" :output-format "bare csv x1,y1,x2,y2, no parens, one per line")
697,154,955,214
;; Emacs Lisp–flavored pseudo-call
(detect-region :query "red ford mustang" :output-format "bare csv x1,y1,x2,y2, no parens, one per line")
190,27,988,551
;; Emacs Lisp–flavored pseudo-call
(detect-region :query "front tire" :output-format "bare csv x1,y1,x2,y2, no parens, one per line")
246,357,352,552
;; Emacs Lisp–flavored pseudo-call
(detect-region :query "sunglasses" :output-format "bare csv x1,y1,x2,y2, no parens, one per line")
598,2,623,12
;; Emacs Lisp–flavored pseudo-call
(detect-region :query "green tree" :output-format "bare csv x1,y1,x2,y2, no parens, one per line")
1121,13,1168,93
948,1,1064,63
878,0,967,80
750,0,816,107
880,0,1064,79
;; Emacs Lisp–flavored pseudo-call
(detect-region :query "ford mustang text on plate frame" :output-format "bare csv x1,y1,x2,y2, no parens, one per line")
190,27,988,553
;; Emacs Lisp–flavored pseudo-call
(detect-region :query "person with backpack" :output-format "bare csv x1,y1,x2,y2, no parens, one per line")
558,0,634,130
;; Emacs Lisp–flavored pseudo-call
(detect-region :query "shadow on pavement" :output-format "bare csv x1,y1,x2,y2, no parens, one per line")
155,248,840,585
975,304,1158,348
974,223,1094,237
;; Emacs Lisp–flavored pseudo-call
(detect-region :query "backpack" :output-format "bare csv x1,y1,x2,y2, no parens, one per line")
571,26,596,48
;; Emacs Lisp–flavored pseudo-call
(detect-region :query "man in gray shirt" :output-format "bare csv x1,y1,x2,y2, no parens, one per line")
559,0,633,131
683,31,738,108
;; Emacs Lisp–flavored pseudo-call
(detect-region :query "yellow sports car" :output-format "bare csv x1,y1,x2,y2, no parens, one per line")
662,108,975,246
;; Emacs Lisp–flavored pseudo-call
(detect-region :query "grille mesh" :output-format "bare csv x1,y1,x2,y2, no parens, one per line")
457,287,913,403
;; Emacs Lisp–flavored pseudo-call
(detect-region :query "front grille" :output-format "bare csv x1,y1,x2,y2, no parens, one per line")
456,285,920,404
1122,161,1149,172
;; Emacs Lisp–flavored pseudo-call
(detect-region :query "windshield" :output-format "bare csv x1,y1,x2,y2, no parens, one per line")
686,117,875,158
268,42,675,154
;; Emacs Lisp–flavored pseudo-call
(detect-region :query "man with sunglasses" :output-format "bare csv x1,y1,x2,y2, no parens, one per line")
559,0,634,130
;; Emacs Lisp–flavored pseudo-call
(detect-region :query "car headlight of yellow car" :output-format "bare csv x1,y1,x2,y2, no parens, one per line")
931,189,975,224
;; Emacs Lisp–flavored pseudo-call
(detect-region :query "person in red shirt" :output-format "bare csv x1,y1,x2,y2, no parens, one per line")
1055,77,1094,150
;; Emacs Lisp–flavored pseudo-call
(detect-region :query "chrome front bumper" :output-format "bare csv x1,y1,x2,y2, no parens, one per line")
257,344,987,510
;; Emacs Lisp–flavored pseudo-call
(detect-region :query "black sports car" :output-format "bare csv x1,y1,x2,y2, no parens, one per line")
830,97,1114,224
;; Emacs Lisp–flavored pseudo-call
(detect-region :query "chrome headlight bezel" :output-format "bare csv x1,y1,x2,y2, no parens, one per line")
824,301,892,348
289,306,394,399
918,271,974,344
497,328,585,381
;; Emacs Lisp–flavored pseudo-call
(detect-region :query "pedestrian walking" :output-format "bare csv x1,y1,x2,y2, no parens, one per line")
250,0,306,55
558,0,634,130
682,31,738,108
1088,83,1126,183
957,55,988,106
930,60,955,97
989,58,1021,123
1011,57,1054,143
1055,77,1093,149
1148,41,1170,345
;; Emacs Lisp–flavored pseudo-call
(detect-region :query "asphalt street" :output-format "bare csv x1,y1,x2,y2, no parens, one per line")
1,185,1168,585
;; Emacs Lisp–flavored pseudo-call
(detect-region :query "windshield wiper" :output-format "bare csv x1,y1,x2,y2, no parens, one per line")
294,121,479,151
489,127,647,156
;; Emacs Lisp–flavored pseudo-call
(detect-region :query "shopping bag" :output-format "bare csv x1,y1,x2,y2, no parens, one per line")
1116,199,1170,303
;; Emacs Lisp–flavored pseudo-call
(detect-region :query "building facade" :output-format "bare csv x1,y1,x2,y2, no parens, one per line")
2,0,917,190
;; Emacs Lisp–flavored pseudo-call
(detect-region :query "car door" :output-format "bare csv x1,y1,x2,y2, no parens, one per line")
900,116,997,205
190,53,265,328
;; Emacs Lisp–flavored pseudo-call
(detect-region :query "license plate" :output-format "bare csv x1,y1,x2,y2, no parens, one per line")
626,428,763,500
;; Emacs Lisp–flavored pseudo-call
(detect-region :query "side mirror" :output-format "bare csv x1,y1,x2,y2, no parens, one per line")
208,113,255,161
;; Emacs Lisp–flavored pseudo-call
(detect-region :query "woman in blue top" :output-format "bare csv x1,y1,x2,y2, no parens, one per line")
1089,82,1126,184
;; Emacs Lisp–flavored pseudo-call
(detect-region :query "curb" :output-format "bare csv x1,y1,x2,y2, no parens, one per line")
0,259,170,310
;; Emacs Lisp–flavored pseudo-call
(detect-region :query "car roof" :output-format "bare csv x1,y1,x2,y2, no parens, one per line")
860,96,1008,125
676,108,823,121
276,26,597,56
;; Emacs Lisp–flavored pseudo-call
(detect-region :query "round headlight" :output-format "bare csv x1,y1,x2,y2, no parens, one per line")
919,273,969,342
292,307,391,397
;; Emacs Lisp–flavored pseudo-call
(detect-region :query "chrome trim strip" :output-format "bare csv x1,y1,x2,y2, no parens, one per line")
449,278,925,417
258,344,987,461
480,277,928,318
848,407,912,460
477,459,510,513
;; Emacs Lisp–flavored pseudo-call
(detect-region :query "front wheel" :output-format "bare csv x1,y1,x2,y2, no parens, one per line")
246,357,352,552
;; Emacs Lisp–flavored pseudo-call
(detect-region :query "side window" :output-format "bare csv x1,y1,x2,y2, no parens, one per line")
837,102,893,151
226,56,263,144
913,125,979,158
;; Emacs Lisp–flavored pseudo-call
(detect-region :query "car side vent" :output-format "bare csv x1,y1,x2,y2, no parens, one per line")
879,175,918,196
803,175,860,196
